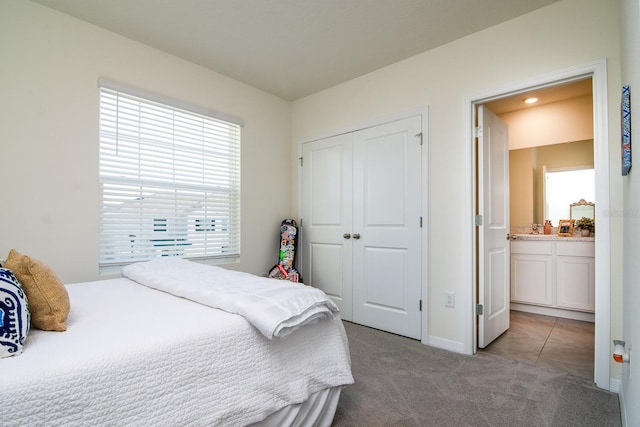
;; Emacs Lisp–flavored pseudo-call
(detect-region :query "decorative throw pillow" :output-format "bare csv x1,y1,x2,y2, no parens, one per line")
0,268,30,358
4,249,70,332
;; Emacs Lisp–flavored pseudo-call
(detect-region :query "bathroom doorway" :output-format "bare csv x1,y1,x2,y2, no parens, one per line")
479,78,596,379
469,60,611,390
480,311,595,379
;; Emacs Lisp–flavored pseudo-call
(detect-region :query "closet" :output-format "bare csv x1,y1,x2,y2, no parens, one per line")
300,115,423,339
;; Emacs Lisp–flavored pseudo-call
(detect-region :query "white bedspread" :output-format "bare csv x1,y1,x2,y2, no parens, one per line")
122,258,339,340
1,278,353,427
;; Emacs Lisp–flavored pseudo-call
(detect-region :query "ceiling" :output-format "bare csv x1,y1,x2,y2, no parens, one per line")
484,77,593,115
32,0,559,101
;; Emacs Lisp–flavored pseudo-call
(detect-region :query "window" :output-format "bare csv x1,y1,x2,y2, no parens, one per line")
98,79,242,269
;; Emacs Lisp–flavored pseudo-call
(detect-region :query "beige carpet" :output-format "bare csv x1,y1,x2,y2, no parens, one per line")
332,321,621,427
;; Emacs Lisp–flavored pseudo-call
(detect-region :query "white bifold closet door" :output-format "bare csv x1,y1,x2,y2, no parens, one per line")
301,116,422,339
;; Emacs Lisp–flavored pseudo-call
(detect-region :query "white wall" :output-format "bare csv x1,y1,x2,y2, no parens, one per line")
0,1,291,282
502,95,594,150
291,0,623,368
618,0,639,424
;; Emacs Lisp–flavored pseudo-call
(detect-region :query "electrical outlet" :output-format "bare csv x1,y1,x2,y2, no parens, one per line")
445,292,455,308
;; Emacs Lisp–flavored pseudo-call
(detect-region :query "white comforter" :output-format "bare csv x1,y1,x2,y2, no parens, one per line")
1,278,353,426
122,258,339,340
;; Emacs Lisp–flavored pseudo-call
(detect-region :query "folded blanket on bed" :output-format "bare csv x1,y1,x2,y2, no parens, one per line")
121,258,339,339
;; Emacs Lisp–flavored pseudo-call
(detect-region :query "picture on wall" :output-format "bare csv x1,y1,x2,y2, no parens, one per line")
622,85,631,176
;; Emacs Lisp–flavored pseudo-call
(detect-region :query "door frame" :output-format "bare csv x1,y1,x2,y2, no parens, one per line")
465,59,611,390
296,108,429,344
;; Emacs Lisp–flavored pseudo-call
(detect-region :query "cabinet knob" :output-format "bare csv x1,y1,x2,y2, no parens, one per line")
343,233,351,239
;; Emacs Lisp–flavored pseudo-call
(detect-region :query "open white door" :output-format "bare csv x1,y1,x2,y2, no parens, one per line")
477,105,510,348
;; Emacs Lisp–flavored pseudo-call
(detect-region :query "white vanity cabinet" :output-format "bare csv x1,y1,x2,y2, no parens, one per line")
555,242,595,311
510,241,554,306
510,238,595,316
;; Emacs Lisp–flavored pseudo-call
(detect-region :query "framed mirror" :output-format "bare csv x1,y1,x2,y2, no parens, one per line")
570,199,595,221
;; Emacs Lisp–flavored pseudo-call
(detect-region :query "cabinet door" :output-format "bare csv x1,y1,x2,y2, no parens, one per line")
556,256,595,312
510,254,553,306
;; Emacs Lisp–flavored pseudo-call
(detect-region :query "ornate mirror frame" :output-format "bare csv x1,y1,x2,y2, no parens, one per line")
570,199,595,221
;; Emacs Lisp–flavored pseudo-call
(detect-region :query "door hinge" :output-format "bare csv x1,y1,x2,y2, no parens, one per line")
419,299,422,311
299,157,303,166
475,214,483,226
420,216,423,228
299,218,303,227
415,132,423,145
475,126,483,138
476,304,483,315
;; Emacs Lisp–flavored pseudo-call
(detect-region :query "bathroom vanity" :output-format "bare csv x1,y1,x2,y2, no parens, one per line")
510,234,595,322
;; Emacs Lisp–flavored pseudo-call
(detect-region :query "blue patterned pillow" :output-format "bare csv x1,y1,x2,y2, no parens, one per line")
0,268,30,358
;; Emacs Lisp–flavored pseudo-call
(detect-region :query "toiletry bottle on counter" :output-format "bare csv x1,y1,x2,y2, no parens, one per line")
544,220,551,235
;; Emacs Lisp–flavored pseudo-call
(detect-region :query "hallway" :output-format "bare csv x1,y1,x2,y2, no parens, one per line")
479,310,594,380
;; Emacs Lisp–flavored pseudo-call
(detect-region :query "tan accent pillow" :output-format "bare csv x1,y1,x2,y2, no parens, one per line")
4,249,70,331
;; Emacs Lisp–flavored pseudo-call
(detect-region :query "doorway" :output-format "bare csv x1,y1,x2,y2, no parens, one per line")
469,60,611,390
479,311,595,379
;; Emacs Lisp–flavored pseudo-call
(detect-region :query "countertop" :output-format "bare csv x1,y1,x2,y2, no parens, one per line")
511,233,595,242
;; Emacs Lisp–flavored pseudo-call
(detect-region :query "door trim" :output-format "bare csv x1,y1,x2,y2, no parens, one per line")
296,108,429,344
465,59,611,390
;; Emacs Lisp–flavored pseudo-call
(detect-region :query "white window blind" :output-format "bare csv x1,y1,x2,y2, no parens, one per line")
99,81,241,267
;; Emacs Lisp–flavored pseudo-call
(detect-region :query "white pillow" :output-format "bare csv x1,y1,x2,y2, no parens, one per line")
0,268,30,358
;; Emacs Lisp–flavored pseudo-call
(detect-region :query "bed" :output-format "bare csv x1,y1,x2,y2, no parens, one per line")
1,257,353,426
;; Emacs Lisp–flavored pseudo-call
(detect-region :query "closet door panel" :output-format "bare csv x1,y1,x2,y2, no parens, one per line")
301,134,353,320
361,247,407,310
352,116,422,339
362,135,405,226
308,243,345,301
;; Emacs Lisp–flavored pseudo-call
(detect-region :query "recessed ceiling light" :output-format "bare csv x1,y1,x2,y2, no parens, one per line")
524,97,538,104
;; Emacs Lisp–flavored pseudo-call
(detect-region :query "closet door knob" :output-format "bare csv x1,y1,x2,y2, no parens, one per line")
353,233,361,240
343,233,351,239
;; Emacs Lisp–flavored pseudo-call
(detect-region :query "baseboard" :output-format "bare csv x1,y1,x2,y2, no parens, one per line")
510,303,595,322
610,378,621,393
615,379,627,427
427,335,465,354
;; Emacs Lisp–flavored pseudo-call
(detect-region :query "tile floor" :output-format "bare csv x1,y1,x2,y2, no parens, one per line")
479,310,595,379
